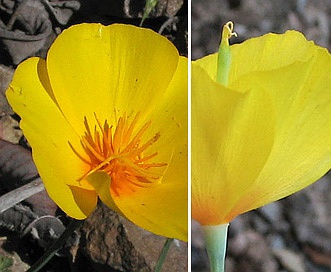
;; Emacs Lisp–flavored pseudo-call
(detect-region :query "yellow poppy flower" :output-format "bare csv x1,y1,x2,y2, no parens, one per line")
192,23,331,227
6,23,188,241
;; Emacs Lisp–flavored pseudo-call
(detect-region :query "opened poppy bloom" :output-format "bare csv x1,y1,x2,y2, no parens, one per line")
6,23,188,241
192,22,331,270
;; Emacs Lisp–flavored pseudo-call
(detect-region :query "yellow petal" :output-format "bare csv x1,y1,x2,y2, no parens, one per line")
112,182,188,241
192,61,276,225
6,57,95,219
229,30,317,82
46,23,179,134
97,57,188,241
88,166,188,241
228,48,331,219
146,57,188,174
70,186,98,216
192,29,331,225
196,30,317,83
86,171,123,216
86,171,187,241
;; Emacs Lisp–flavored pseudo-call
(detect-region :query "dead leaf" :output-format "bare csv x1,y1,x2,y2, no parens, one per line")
0,139,57,216
0,139,38,190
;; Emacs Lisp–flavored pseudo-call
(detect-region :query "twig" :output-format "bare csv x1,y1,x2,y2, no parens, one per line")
0,179,45,213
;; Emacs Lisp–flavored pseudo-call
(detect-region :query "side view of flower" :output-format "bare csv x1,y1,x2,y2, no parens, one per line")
192,22,331,271
6,23,188,241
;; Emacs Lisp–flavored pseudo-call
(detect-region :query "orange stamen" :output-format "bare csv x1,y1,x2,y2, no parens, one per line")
73,113,166,188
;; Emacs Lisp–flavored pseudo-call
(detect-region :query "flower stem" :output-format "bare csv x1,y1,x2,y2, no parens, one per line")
217,22,237,85
154,238,173,272
202,224,229,272
27,219,83,272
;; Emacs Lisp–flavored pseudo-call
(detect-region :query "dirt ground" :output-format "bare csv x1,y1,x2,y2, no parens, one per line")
192,0,331,271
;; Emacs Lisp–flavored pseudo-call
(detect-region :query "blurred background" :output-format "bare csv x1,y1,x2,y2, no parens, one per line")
192,0,331,59
192,0,331,271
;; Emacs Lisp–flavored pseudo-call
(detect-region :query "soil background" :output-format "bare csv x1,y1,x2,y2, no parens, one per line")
192,0,331,272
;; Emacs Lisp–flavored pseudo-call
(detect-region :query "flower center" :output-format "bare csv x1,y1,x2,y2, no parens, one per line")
74,113,167,191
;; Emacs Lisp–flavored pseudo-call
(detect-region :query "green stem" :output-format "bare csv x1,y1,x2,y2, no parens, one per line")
27,219,83,272
154,238,173,272
202,224,229,272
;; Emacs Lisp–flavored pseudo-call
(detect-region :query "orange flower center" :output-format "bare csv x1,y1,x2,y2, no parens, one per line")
74,113,167,193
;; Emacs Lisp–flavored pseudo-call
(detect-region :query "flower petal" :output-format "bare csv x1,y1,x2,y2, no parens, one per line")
196,30,317,83
86,171,123,216
112,57,188,240
87,170,187,241
191,62,276,225
6,57,96,219
227,48,331,219
46,23,180,134
69,186,98,216
229,30,317,81
144,57,188,177
85,57,188,240
113,183,188,241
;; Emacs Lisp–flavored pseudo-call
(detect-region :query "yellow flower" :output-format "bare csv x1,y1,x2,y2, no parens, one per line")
192,24,331,226
6,23,188,241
